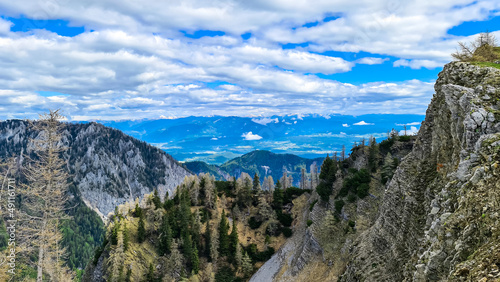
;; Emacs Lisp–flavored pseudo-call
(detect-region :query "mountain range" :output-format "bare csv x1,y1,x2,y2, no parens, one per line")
99,114,424,164
184,150,325,186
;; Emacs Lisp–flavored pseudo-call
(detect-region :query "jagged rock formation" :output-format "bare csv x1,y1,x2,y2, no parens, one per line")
251,62,500,281
0,120,190,217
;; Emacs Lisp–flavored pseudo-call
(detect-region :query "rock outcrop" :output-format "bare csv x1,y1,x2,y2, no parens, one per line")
0,121,190,217
252,62,500,281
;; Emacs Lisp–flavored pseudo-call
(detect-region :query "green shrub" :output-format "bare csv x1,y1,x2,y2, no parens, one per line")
309,199,318,211
248,217,262,229
276,210,293,227
357,183,370,198
334,200,345,214
307,220,313,227
282,227,293,238
347,193,357,203
398,135,411,142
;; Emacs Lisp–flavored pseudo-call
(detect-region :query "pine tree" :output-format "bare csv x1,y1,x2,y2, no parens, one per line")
152,188,162,209
182,232,193,267
209,223,219,264
146,263,154,282
218,210,230,256
192,245,200,274
241,251,253,277
125,268,132,282
253,173,261,191
317,154,337,201
19,110,73,281
235,243,243,267
123,222,130,252
229,219,239,259
368,136,379,172
273,182,283,209
111,221,120,245
381,152,396,184
159,214,172,255
134,203,143,218
137,213,146,243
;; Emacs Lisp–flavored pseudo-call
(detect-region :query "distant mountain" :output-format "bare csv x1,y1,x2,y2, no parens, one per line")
0,120,190,217
185,150,324,186
99,114,424,164
0,119,190,270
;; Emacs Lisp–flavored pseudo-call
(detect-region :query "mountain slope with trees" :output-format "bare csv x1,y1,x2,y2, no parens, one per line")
185,150,324,187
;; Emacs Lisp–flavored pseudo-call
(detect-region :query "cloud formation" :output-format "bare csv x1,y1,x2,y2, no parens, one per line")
353,121,374,126
0,1,498,120
242,132,263,140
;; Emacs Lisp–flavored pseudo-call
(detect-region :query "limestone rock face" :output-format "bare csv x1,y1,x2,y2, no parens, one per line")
342,62,500,281
252,62,500,281
0,121,190,218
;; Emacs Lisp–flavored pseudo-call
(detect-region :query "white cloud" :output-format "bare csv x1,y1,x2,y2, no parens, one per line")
396,121,422,126
393,59,443,69
356,57,389,65
241,131,263,140
399,126,419,135
0,1,498,119
342,123,350,127
353,121,374,125
252,117,278,125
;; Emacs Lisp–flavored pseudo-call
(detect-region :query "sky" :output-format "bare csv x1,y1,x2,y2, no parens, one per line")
0,0,499,120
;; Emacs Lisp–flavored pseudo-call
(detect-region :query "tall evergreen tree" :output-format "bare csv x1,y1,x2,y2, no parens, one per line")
229,219,239,259
218,210,230,256
152,188,162,209
253,173,261,190
146,263,154,282
159,214,172,255
317,154,337,201
123,222,129,252
137,214,146,243
192,245,200,274
368,136,379,172
273,182,284,209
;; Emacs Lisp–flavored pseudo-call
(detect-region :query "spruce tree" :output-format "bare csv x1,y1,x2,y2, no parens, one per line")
273,182,284,209
192,245,200,274
218,210,230,256
134,203,143,218
146,263,154,282
137,214,146,243
123,222,129,252
111,221,120,245
125,268,132,282
152,188,162,209
241,251,253,277
253,173,261,190
159,214,172,255
229,219,239,260
317,154,337,201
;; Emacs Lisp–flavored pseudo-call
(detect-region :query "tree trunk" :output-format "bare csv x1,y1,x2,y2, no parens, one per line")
37,245,44,282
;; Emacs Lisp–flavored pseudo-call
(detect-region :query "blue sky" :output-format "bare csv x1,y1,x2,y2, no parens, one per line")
0,1,499,120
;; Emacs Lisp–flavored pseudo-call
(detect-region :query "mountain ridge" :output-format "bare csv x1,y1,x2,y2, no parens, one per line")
184,149,325,186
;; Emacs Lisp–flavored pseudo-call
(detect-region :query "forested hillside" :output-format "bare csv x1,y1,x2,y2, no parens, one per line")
0,119,190,279
84,171,311,281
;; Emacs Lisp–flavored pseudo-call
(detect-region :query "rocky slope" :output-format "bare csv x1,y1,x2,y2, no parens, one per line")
0,121,190,217
251,62,500,281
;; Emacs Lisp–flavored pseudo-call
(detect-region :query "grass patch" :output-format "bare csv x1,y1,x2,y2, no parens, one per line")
473,61,500,70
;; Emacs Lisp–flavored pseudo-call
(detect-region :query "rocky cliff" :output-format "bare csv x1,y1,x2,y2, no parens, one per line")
0,121,191,217
251,62,500,281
